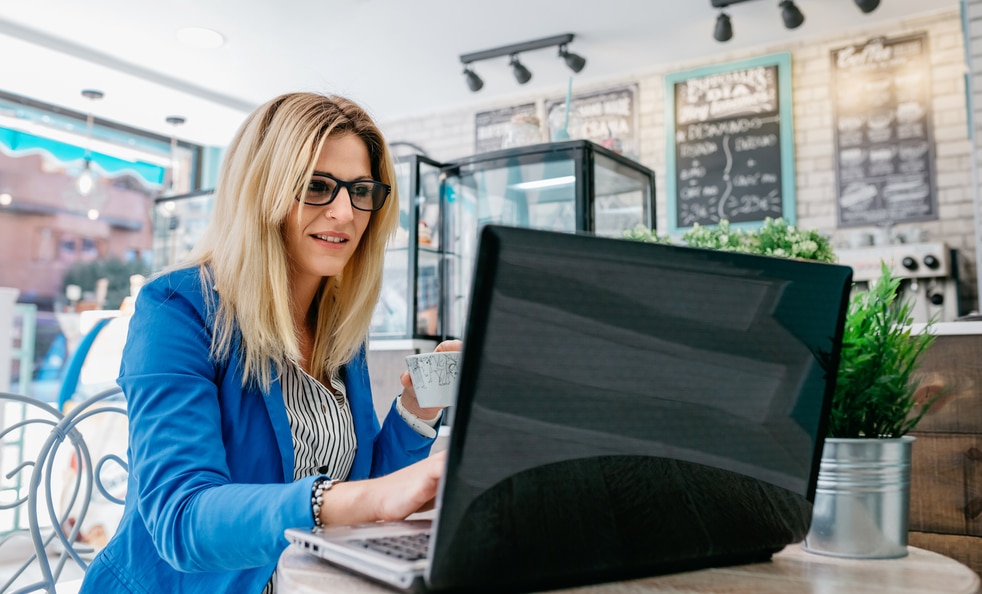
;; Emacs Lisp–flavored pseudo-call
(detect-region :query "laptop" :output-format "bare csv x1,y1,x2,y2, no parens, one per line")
286,224,853,593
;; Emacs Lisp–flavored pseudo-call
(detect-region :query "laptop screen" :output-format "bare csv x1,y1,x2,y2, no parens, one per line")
428,225,852,591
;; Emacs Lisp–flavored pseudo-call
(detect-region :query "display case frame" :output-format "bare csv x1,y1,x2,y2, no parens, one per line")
151,188,214,272
370,154,446,343
439,139,656,339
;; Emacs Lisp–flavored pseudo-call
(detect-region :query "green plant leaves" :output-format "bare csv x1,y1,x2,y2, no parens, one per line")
827,262,937,438
623,219,935,438
62,257,150,310
622,224,673,244
622,217,836,263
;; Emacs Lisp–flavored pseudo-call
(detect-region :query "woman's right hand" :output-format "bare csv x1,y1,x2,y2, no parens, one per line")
320,451,446,526
399,339,463,420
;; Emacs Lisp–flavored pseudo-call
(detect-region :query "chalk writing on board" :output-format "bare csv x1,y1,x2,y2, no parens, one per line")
544,86,638,158
474,104,538,154
832,33,936,227
673,64,784,227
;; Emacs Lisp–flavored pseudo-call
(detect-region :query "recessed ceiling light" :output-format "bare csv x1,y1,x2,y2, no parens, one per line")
176,27,225,49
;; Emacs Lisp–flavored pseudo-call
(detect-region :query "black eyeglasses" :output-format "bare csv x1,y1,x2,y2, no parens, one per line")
298,172,390,212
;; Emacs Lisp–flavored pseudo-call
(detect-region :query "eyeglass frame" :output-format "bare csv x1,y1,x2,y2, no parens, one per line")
296,171,391,212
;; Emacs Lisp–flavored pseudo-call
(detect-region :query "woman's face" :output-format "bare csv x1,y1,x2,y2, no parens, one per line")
284,133,374,291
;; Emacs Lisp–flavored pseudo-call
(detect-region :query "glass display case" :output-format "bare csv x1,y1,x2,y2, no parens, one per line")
442,139,656,339
151,189,214,271
149,143,656,350
147,158,449,344
369,154,445,341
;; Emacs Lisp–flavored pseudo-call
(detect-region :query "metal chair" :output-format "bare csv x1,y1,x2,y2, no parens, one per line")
0,386,127,593
1,392,63,591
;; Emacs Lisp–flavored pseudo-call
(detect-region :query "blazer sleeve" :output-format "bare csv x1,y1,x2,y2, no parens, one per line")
119,271,316,572
343,345,439,480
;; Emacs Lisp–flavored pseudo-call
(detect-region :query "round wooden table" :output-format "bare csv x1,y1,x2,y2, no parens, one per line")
278,542,980,593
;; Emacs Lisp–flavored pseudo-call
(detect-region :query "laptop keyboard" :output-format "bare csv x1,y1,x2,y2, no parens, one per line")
349,532,431,561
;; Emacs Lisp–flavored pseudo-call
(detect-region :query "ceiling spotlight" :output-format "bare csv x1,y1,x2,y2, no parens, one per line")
558,44,586,73
459,34,583,91
854,0,880,13
780,0,805,29
714,12,733,42
510,55,532,85
463,66,484,92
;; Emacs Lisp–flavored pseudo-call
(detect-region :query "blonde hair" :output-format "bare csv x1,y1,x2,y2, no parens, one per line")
187,93,398,390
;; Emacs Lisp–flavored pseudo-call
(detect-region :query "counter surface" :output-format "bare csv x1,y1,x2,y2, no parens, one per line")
277,542,981,593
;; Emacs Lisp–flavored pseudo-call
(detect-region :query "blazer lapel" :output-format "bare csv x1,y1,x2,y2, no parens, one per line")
262,369,296,482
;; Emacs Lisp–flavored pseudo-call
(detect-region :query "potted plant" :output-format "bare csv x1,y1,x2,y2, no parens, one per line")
624,220,938,558
624,217,837,263
803,262,937,559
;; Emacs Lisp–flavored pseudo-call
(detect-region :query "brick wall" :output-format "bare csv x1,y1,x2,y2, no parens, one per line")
966,0,982,309
380,9,977,311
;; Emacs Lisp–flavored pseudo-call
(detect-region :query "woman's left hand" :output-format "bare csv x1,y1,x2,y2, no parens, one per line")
321,451,447,525
399,339,462,420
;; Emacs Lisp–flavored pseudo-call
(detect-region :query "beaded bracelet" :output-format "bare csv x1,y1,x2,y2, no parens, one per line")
311,477,335,529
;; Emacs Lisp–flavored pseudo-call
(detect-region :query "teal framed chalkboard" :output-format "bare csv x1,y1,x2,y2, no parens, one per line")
664,53,796,234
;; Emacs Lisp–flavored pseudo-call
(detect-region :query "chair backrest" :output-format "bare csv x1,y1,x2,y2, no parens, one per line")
0,386,127,593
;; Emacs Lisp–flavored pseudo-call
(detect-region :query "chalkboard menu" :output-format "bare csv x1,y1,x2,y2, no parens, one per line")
474,103,538,154
832,33,936,227
544,85,638,159
665,54,795,233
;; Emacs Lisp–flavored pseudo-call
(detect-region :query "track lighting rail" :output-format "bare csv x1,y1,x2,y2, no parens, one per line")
459,34,576,65
458,33,586,92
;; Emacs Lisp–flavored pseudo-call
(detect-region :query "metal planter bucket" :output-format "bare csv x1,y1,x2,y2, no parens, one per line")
803,436,914,559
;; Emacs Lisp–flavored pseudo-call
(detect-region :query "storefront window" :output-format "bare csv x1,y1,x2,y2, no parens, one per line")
59,236,78,261
80,238,99,259
0,91,205,391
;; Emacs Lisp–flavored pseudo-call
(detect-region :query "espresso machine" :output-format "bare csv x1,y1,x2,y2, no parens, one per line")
835,242,962,323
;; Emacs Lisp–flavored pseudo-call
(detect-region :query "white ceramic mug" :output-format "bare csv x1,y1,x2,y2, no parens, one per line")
405,351,461,408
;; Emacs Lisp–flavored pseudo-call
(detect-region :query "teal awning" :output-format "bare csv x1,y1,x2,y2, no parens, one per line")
0,126,166,186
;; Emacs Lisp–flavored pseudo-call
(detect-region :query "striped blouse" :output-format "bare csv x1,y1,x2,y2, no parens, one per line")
263,363,356,593
281,364,357,480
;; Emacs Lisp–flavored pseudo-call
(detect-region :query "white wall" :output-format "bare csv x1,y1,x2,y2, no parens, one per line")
380,9,976,310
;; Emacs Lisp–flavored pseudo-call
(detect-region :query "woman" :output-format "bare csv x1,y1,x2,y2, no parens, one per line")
81,93,454,593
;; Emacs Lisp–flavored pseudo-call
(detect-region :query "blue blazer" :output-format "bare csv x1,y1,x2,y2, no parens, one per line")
80,267,436,593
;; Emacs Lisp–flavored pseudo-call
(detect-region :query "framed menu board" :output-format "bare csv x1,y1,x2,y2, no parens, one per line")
544,85,639,158
832,33,937,227
665,53,796,233
474,103,538,154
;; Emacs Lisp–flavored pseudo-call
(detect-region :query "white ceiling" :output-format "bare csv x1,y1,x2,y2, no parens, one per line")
0,0,960,148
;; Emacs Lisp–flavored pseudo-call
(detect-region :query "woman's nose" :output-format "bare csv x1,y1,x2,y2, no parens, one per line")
325,189,355,221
